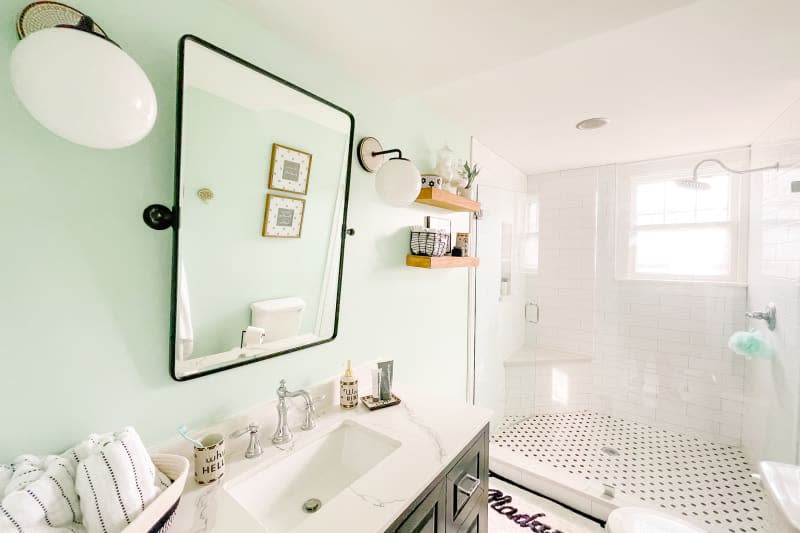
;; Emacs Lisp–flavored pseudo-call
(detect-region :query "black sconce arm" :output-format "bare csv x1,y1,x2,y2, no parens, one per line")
371,148,405,160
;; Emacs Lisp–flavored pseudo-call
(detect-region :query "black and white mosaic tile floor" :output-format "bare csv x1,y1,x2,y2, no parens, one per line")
491,411,765,533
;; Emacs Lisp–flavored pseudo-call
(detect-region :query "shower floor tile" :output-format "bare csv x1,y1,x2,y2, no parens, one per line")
491,411,765,533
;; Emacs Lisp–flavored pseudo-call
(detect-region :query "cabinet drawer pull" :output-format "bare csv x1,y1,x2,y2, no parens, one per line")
456,474,481,497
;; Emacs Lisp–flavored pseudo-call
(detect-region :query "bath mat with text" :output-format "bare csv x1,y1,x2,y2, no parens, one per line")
488,477,603,533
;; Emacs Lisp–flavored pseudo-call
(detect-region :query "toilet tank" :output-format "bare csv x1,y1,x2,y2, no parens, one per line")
251,297,306,342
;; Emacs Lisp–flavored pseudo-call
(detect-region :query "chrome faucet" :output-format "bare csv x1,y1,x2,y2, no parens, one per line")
272,379,316,445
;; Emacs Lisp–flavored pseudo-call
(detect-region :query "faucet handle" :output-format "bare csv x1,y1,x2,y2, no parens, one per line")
230,423,263,459
313,394,326,407
301,396,322,431
230,422,259,438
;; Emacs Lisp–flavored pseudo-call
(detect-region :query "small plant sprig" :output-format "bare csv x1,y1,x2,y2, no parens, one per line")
460,161,481,189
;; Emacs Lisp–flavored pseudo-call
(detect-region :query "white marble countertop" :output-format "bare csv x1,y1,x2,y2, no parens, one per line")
156,381,491,533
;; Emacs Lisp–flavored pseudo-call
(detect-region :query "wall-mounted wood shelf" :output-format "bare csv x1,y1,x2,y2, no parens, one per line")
415,189,480,212
406,255,480,269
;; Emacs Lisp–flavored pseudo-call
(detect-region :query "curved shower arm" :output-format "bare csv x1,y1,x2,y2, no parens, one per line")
692,158,779,179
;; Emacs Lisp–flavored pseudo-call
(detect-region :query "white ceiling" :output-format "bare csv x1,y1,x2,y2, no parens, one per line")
225,0,800,174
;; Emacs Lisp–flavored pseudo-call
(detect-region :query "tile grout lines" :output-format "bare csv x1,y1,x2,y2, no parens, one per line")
491,411,765,533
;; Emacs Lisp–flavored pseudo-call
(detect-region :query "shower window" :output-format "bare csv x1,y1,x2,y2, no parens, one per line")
615,150,748,283
521,194,539,273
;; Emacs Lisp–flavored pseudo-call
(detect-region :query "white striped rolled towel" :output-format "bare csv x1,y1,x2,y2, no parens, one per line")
68,428,169,533
0,454,85,532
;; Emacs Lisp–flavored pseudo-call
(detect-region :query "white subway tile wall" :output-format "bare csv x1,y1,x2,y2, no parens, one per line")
504,356,593,416
504,363,536,416
526,169,598,358
521,163,749,446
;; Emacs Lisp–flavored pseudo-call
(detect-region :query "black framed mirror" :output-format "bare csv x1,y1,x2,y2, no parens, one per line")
170,35,354,380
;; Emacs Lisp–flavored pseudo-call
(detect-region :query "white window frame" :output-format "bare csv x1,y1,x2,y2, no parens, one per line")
615,149,749,284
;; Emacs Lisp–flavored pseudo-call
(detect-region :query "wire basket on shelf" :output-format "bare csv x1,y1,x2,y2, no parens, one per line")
410,226,449,257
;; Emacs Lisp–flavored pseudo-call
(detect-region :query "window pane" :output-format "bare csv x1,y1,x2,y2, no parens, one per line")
634,226,731,276
663,209,696,224
635,182,664,225
695,208,729,223
664,184,697,223
636,213,663,225
618,150,744,282
635,174,732,225
527,199,539,232
522,234,539,272
695,175,730,222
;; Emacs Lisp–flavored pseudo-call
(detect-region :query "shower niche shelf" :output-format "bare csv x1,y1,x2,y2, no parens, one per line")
415,189,480,212
406,255,480,269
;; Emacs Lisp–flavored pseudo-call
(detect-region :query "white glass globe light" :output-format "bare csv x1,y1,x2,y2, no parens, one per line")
375,158,422,207
10,27,157,149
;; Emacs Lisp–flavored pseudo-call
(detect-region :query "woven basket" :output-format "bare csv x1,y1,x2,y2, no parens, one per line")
123,454,190,533
410,227,449,257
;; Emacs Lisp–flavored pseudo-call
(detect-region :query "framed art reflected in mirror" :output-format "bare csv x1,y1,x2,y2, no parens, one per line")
269,143,312,194
262,194,305,238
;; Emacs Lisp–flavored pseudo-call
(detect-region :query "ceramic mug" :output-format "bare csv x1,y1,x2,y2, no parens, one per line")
193,433,225,484
421,173,443,189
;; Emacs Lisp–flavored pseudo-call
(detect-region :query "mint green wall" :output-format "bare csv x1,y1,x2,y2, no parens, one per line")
0,0,470,461
181,88,348,355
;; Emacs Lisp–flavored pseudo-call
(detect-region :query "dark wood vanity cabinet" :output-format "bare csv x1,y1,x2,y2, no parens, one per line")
387,425,489,533
394,479,447,533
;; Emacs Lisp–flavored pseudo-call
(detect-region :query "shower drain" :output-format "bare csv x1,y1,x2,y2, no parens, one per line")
600,445,620,457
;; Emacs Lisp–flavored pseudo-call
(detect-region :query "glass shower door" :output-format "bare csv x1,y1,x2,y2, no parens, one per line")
472,184,527,428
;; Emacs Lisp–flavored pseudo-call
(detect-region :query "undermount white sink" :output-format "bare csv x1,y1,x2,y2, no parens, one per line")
224,420,401,532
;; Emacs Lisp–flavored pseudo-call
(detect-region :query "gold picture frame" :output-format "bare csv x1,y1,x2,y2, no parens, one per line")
268,143,312,195
262,193,305,238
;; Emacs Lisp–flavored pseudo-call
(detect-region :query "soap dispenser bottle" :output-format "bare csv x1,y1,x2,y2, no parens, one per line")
340,360,359,409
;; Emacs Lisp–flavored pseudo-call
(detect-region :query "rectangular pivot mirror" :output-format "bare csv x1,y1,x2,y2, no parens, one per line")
171,36,354,380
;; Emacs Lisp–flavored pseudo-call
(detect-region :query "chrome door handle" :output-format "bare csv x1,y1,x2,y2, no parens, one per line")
456,473,481,497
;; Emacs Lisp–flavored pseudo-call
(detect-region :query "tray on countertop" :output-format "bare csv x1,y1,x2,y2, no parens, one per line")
361,394,401,410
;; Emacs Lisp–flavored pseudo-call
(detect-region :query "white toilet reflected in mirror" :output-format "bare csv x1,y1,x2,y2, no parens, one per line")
251,297,305,343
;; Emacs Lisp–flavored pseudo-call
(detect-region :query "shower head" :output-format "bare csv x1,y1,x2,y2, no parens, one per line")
674,177,712,191
674,158,779,192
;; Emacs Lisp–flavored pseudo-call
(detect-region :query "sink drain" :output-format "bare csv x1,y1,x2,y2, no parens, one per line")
302,498,322,514
601,446,620,457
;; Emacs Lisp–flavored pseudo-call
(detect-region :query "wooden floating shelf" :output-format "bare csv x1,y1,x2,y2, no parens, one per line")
415,188,480,212
406,255,480,269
